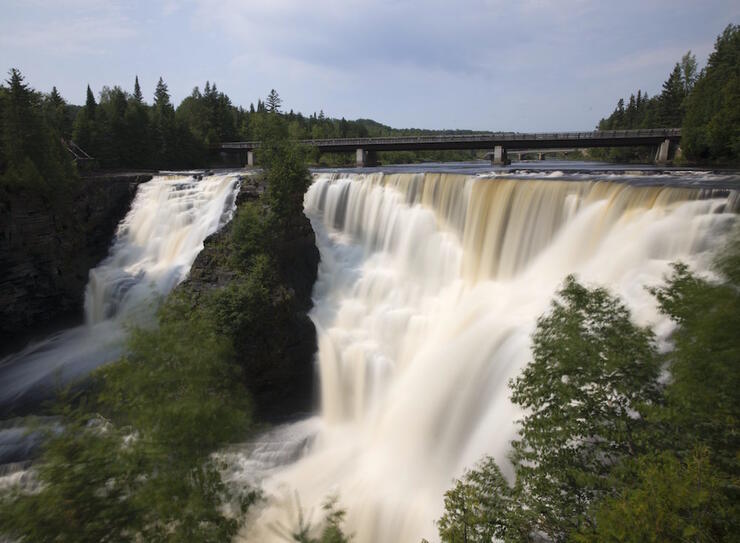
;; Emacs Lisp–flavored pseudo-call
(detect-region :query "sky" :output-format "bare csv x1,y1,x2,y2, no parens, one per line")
1,0,737,131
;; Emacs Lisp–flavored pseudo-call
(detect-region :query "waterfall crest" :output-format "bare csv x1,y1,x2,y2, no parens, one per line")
241,172,737,543
0,173,240,414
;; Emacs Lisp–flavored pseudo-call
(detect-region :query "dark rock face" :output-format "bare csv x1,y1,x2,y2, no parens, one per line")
0,175,150,355
184,177,320,422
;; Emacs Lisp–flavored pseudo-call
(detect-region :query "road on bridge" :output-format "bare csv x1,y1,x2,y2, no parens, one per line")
219,128,681,166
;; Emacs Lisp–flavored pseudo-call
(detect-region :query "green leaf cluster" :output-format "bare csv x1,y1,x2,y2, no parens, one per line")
437,231,740,542
0,308,257,542
0,140,319,542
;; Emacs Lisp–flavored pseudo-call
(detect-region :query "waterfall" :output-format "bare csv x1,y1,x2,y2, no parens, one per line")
0,173,241,415
239,172,737,543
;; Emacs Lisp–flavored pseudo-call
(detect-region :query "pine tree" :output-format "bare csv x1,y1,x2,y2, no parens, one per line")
85,84,96,117
626,94,637,127
659,64,685,127
153,77,171,110
3,68,36,164
266,89,282,113
133,76,143,103
682,24,740,163
46,86,70,138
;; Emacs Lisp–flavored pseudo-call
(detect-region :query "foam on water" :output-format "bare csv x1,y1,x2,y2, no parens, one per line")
238,172,737,543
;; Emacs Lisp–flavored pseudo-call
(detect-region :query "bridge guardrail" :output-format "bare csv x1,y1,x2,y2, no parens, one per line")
219,128,681,150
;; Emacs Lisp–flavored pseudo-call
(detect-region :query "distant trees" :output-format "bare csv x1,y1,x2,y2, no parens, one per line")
0,68,74,190
597,23,739,164
682,24,740,163
2,72,484,174
598,49,699,136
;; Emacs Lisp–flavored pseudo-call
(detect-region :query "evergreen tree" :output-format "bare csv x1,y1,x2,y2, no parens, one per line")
266,89,282,113
133,75,143,103
659,64,686,127
682,24,740,163
436,277,661,542
84,84,96,117
3,69,43,168
153,77,171,110
45,86,71,139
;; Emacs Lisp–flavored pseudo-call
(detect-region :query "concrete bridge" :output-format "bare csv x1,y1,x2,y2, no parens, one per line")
220,128,681,167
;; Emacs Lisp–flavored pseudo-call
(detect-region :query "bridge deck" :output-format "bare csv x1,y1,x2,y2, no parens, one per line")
220,129,681,153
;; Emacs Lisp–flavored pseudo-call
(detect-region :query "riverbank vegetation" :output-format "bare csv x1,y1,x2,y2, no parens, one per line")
434,232,739,542
0,130,345,541
595,23,739,165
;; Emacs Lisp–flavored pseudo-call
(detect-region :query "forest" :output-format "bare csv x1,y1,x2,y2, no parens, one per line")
594,23,739,164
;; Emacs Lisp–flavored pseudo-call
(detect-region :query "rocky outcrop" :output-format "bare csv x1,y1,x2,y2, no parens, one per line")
0,174,150,355
184,176,320,422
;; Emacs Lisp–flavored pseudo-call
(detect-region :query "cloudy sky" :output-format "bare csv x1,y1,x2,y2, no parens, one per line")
1,0,737,131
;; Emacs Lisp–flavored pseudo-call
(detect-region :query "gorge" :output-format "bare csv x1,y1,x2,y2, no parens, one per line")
1,166,737,542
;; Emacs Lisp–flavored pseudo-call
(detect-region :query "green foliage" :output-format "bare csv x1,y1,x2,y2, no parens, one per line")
262,137,312,226
509,277,659,539
437,457,521,543
0,251,271,541
648,240,740,472
682,24,740,163
1,68,75,190
267,88,283,113
230,200,274,267
0,307,257,542
275,495,352,543
437,277,660,542
597,24,739,164
101,309,253,458
0,418,141,543
438,233,740,542
206,253,282,339
578,448,736,542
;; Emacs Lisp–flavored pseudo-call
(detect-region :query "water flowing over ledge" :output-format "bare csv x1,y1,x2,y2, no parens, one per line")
239,171,737,543
0,173,241,416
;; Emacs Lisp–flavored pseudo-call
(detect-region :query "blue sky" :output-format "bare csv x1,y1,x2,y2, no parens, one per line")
1,0,737,131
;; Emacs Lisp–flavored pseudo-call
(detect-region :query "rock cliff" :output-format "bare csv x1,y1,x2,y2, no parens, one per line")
0,174,151,355
183,175,320,421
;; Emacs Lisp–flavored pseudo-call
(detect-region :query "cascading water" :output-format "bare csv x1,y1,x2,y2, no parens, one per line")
0,173,241,416
237,171,737,543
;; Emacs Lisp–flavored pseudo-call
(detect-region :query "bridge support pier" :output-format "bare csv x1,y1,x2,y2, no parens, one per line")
492,146,510,166
655,138,672,165
356,148,378,167
247,150,255,167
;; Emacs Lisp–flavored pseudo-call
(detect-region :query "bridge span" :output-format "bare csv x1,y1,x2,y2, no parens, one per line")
220,128,681,167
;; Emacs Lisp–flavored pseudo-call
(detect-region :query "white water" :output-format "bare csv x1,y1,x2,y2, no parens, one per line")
0,173,240,415
238,172,737,542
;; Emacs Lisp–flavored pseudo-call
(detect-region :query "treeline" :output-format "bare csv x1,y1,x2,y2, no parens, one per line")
0,69,76,192
596,23,739,164
0,68,477,176
433,234,739,542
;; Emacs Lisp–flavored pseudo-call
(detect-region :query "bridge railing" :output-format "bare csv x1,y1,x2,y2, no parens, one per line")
219,128,681,150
